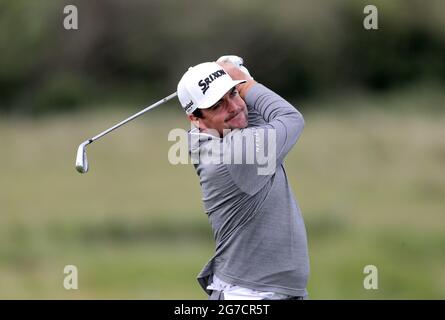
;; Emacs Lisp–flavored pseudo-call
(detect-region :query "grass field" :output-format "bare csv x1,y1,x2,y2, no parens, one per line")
1,92,444,299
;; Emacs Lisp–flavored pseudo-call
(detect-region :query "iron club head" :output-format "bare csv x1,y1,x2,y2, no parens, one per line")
75,141,91,174
74,92,177,174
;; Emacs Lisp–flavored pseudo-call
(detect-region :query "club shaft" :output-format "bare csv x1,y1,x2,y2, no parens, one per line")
89,92,177,143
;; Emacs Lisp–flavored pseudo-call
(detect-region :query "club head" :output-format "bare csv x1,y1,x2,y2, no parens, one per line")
75,141,90,174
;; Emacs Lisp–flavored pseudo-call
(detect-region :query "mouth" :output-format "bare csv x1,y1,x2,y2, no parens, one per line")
226,111,242,122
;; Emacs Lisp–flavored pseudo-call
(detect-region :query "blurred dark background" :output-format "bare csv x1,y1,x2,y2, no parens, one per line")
1,0,444,116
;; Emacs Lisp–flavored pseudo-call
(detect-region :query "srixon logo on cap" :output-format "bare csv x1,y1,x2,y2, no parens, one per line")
198,69,227,95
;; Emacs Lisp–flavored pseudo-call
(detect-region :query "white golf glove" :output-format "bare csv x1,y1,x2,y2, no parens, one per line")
216,55,253,79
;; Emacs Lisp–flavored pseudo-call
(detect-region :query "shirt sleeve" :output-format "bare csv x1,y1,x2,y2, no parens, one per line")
225,83,305,195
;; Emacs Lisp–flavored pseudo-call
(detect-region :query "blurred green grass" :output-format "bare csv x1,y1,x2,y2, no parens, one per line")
0,90,444,299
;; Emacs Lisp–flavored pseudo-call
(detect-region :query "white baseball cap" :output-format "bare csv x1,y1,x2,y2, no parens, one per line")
177,62,246,115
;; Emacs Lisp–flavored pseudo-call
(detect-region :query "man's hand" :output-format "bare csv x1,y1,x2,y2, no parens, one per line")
217,55,253,78
216,55,257,100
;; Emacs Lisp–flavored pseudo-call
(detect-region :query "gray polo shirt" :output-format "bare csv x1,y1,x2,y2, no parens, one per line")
189,83,309,297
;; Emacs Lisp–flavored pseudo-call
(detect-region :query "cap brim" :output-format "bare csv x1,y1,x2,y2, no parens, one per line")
197,80,246,110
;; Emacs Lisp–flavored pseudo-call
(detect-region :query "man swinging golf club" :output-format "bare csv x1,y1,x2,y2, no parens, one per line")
177,56,309,300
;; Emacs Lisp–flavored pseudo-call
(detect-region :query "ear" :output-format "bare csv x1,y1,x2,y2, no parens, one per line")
188,114,203,129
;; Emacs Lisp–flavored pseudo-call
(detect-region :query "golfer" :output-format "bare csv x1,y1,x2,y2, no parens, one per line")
177,56,309,300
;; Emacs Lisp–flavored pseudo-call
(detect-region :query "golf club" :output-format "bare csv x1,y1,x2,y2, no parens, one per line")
75,91,178,174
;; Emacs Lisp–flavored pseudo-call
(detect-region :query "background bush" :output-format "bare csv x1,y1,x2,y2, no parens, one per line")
1,0,444,115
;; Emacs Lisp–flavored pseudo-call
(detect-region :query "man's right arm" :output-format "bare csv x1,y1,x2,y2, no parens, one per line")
219,61,305,195
218,60,304,164
222,83,304,196
244,83,305,166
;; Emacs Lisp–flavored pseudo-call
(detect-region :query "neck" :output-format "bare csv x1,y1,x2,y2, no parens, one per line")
200,128,222,138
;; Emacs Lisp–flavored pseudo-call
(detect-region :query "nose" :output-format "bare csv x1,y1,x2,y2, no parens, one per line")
226,98,239,114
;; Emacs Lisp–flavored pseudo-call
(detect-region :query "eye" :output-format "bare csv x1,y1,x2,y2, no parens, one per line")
230,89,239,97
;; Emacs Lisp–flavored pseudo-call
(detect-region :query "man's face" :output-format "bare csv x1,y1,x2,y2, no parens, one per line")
190,87,248,137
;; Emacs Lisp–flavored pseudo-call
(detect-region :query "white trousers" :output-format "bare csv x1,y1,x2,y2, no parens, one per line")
207,274,292,300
